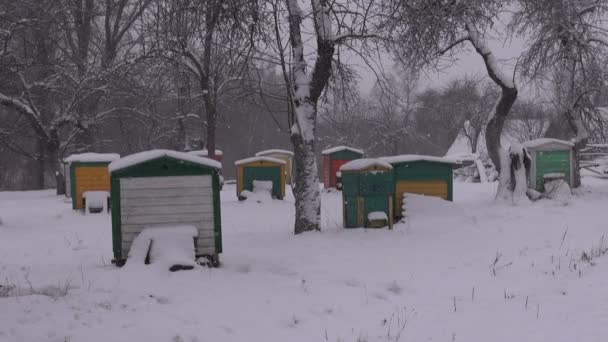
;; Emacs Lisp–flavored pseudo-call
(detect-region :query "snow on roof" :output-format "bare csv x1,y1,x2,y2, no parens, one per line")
321,146,364,155
187,149,223,156
234,156,286,166
339,158,393,172
380,154,459,165
523,138,574,149
109,149,221,173
64,153,120,163
255,149,294,157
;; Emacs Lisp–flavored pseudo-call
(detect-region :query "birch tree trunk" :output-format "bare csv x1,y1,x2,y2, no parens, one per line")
286,0,335,234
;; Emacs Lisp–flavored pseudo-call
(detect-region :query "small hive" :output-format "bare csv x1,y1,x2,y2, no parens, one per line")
255,149,294,184
235,156,286,200
109,150,223,267
64,153,120,210
380,155,458,218
340,158,395,229
523,138,575,191
322,146,364,189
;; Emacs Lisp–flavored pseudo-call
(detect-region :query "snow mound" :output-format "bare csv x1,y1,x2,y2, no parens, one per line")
109,149,221,173
523,138,574,149
234,156,286,165
188,149,223,156
340,158,392,171
64,152,120,163
380,154,459,165
321,146,364,155
255,149,294,156
125,226,198,271
368,211,388,221
543,179,572,205
82,191,109,213
402,193,470,224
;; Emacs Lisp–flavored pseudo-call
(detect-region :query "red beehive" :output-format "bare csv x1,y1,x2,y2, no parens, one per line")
188,149,223,163
321,146,364,189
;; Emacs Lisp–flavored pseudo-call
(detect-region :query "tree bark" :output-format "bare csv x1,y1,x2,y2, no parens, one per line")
291,127,321,234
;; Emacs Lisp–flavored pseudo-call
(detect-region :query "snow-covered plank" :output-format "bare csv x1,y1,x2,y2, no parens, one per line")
120,175,212,190
321,146,364,155
380,154,459,165
234,156,286,165
255,149,294,157
339,158,392,171
110,149,221,173
64,153,120,163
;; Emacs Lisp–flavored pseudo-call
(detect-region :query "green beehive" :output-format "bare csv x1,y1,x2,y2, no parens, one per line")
340,159,395,229
523,138,575,192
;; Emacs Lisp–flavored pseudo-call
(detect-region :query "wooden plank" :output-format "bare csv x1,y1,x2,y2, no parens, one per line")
120,175,211,190
121,203,214,216
120,187,213,199
121,213,214,225
121,195,213,207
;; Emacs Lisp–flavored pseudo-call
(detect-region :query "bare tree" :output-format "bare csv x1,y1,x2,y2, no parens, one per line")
266,0,386,233
149,0,258,159
385,1,522,200
511,0,608,187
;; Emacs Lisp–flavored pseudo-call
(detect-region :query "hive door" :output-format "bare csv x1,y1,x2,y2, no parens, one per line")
344,196,359,228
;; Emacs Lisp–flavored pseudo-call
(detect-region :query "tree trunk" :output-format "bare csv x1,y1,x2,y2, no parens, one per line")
34,138,45,190
291,132,321,234
485,87,518,171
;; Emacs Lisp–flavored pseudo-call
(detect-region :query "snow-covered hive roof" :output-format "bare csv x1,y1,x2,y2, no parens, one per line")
109,150,221,173
64,153,120,163
380,154,459,165
339,158,393,172
523,138,574,150
321,146,364,155
234,156,286,166
255,149,294,157
187,149,223,156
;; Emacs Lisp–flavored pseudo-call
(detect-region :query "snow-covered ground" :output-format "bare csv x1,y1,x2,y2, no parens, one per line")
2,178,608,342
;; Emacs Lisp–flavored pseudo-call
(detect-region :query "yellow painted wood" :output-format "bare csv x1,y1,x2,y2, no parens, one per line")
74,166,111,209
396,180,448,212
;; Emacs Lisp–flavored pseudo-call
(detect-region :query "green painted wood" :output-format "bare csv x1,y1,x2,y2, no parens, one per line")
341,173,360,196
111,157,215,178
344,195,359,228
111,177,122,261
243,166,283,199
360,172,394,195
392,161,453,180
363,195,390,226
70,161,111,210
212,172,223,254
536,150,571,191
